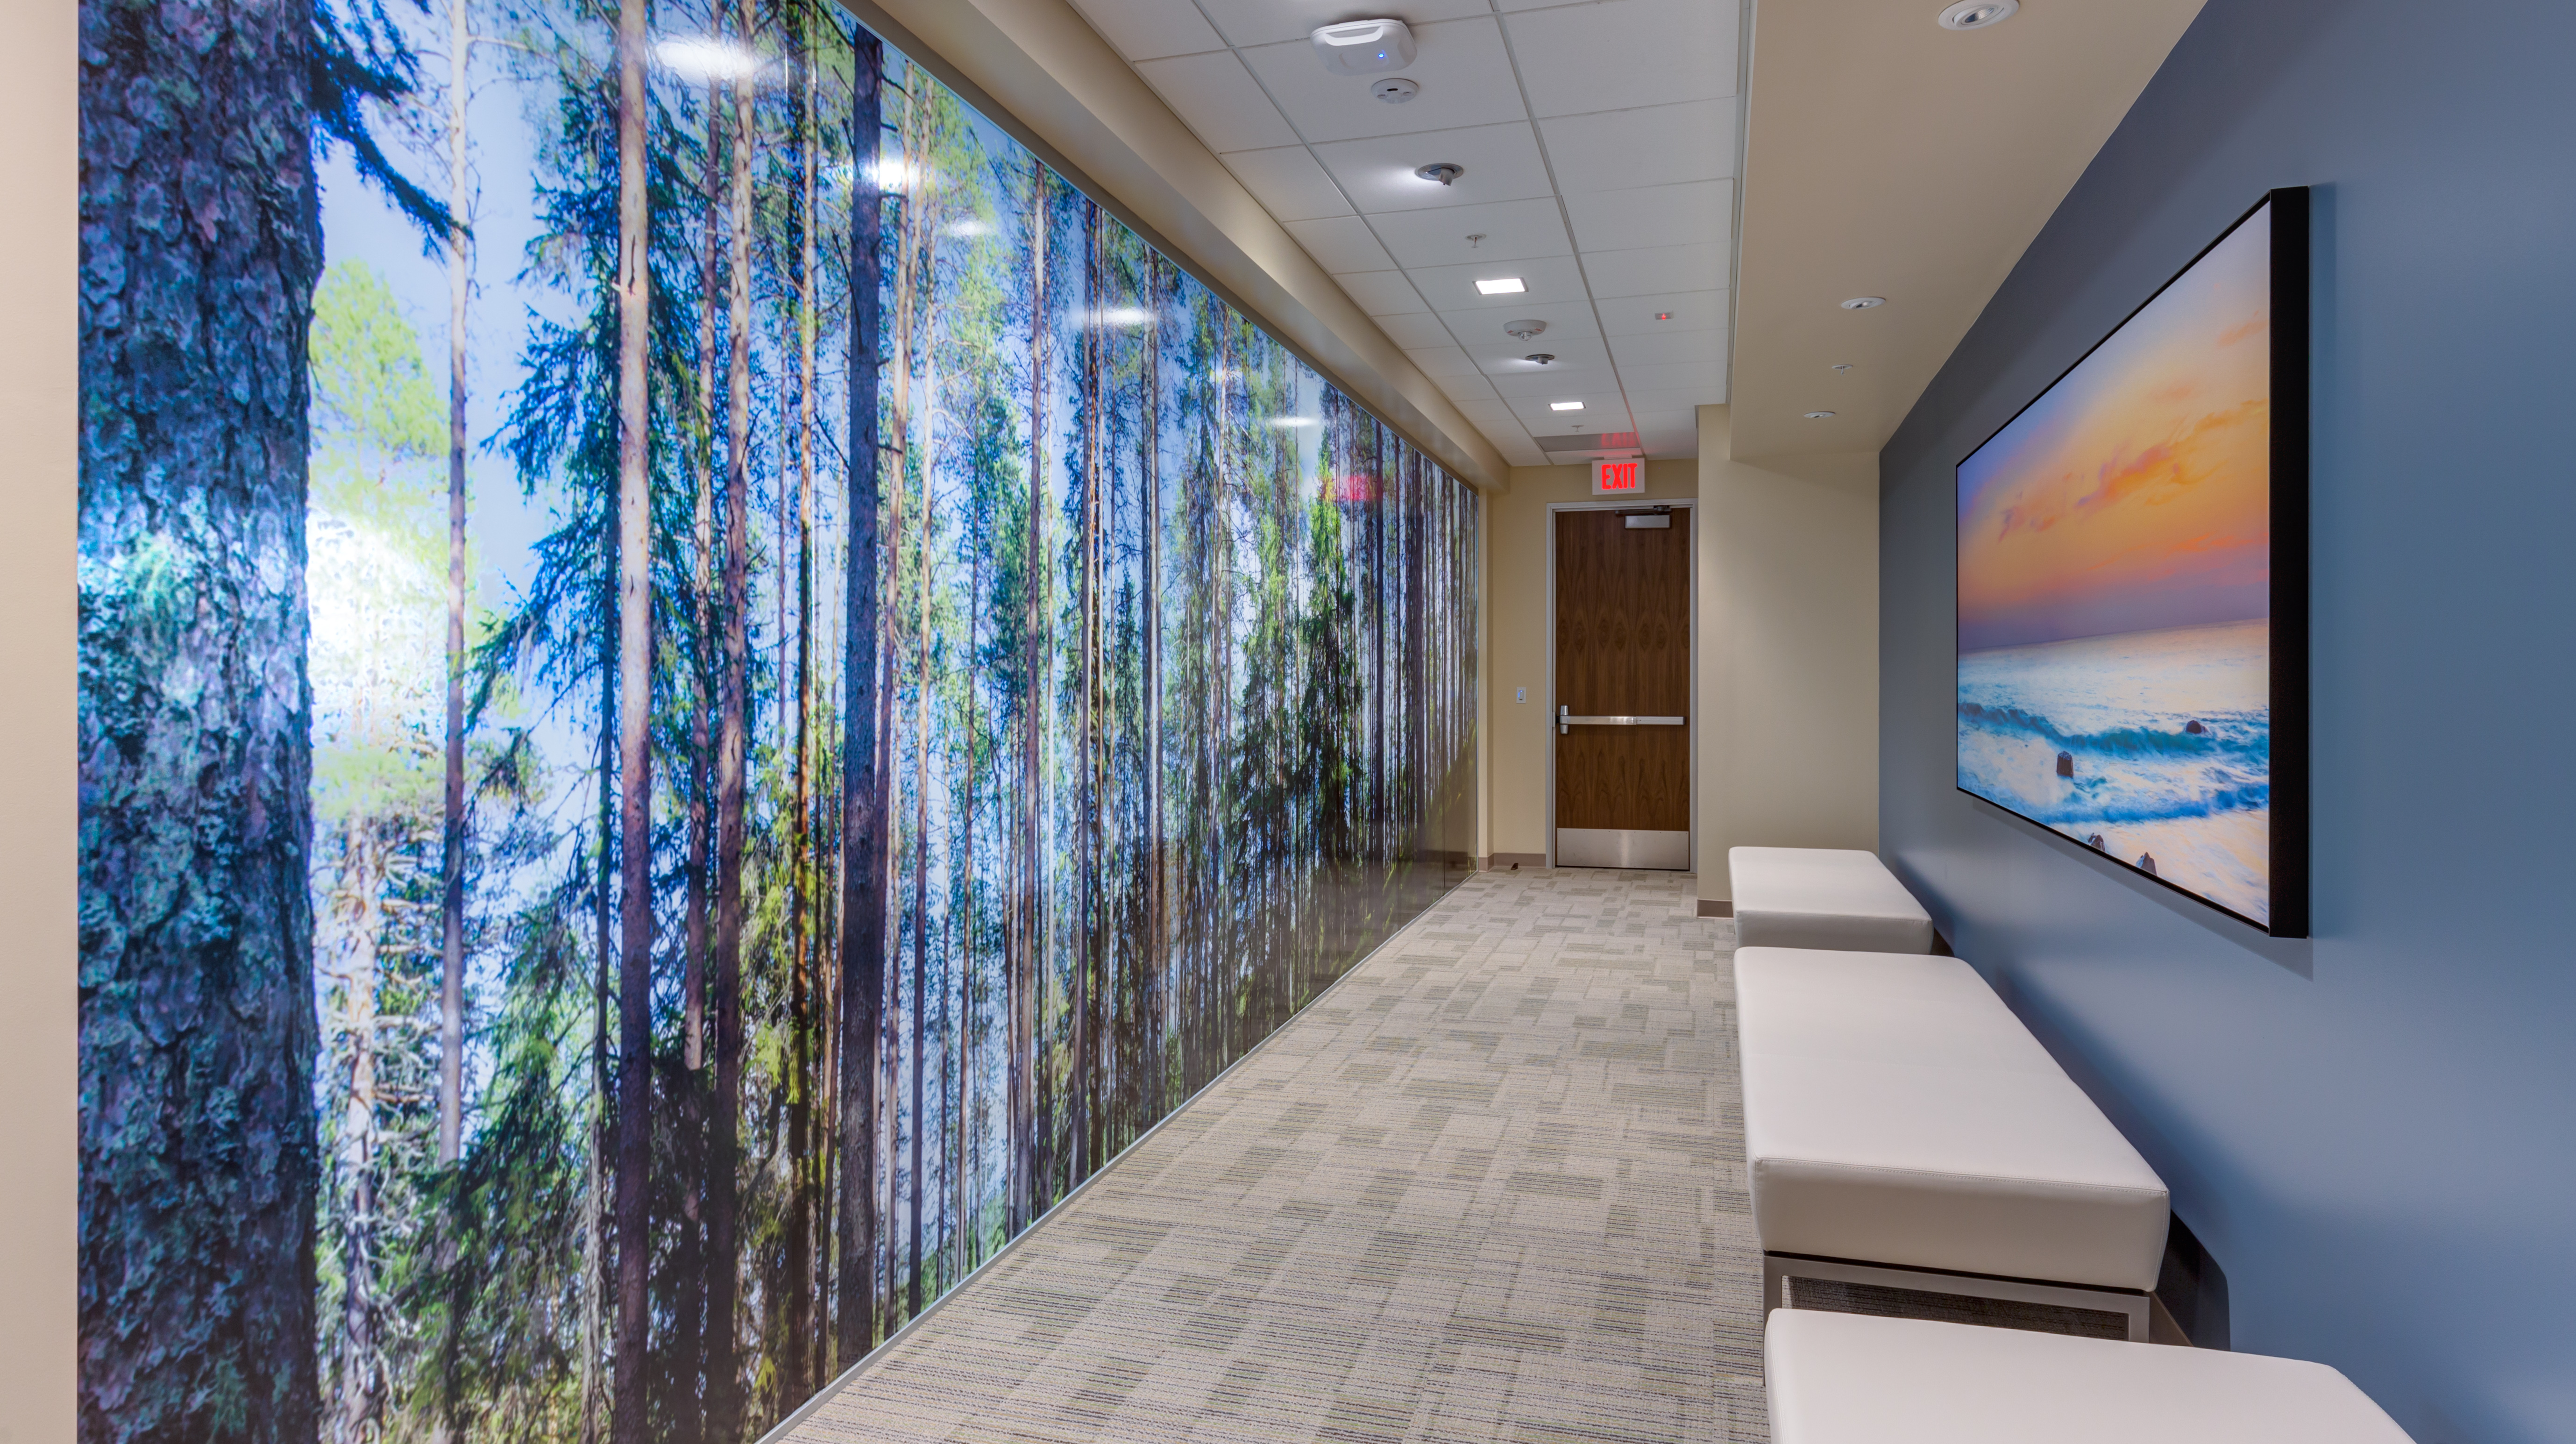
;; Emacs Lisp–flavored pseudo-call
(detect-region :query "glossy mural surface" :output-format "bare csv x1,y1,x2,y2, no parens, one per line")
75,1,1477,1439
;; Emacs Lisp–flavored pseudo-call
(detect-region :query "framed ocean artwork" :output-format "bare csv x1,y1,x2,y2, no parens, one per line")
1955,189,2308,937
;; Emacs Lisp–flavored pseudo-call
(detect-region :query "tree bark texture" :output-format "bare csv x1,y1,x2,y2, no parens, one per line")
706,27,758,1434
77,0,324,1437
835,29,886,1367
610,0,654,1437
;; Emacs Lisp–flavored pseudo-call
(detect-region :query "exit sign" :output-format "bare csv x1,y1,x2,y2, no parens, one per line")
1591,458,1643,496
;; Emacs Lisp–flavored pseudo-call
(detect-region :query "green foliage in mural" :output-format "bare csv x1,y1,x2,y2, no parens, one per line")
77,1,1479,1442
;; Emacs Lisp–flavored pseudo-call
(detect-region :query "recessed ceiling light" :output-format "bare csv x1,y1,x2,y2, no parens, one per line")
1937,0,2018,29
1841,296,1886,310
1476,277,1527,295
1550,401,1584,412
1414,162,1465,186
1805,411,1837,420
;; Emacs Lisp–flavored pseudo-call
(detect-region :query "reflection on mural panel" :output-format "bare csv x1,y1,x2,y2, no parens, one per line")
75,0,1478,1438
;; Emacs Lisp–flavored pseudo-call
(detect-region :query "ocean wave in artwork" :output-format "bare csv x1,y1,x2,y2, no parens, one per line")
1959,618,2270,923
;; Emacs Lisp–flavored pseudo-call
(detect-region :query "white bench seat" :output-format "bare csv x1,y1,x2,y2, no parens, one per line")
1729,846,1935,953
1767,1310,2413,1444
1736,947,2170,1330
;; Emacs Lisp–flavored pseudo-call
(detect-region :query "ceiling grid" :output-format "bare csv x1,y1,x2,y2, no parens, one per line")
1072,0,1739,463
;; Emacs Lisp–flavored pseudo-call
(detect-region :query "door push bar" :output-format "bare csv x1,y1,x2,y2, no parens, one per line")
1560,705,1688,735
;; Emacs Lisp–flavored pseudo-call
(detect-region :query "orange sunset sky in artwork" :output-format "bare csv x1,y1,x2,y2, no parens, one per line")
1957,206,2273,653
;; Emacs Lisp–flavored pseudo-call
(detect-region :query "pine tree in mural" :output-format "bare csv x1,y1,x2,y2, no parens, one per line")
77,4,1480,1439
78,0,448,1437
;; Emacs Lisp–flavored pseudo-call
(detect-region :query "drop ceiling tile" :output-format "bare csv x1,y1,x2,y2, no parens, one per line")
1599,289,1731,335
1507,390,1629,424
1373,311,1460,349
1066,0,1227,61
1490,363,1618,399
1610,326,1727,367
1221,146,1352,221
1197,0,1492,50
1582,242,1728,299
1283,215,1397,274
1369,198,1571,270
1624,386,1727,413
1313,123,1550,213
1405,344,1485,380
1435,299,1601,349
1435,370,1500,404
1240,18,1527,144
1618,359,1729,394
1464,335,1609,375
1409,253,1589,313
1137,51,1300,153
1564,181,1732,254
1333,269,1431,317
1627,405,1700,432
1539,100,1736,189
1504,0,1737,117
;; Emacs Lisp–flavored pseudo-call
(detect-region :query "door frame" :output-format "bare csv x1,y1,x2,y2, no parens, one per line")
1544,497,1698,872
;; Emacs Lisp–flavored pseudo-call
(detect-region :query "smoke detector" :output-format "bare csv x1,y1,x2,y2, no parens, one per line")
1372,77,1419,103
1311,19,1416,75
1503,319,1547,341
1937,0,2018,28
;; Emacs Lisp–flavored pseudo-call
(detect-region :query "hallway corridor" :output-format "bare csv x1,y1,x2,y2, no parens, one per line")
783,870,1767,1444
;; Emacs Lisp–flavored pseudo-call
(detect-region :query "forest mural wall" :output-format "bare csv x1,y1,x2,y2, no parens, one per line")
75,0,1481,1440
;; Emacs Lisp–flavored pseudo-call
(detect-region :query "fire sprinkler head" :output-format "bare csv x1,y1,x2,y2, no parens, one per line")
1414,162,1465,186
1524,353,1556,365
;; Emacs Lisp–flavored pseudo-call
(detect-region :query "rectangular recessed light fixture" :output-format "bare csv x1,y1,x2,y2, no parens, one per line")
1550,400,1584,411
1474,277,1526,295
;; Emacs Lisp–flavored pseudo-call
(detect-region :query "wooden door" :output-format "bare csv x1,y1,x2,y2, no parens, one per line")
1554,507,1690,868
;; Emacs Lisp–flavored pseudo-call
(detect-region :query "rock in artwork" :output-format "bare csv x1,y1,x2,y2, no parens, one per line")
75,1,1478,1439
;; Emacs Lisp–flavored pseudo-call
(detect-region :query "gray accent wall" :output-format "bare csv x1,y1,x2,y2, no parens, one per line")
1878,1,2576,1439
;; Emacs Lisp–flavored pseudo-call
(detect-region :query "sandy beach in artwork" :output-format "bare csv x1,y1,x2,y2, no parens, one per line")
1958,619,2271,925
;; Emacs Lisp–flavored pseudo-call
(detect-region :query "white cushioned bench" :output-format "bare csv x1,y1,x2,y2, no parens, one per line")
1767,1310,2414,1444
1729,846,1935,953
1736,946,2170,1337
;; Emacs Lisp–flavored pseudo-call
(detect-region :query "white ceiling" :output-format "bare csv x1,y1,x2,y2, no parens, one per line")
1070,0,1740,463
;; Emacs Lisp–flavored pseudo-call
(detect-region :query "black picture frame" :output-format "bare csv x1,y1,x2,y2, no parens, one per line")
1954,187,2310,939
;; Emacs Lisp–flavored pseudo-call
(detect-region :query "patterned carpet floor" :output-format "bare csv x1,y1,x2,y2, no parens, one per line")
780,868,1768,1444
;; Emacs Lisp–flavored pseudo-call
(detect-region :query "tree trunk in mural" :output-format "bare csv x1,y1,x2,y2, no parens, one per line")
708,21,758,1436
77,0,326,1434
609,0,655,1435
77,7,1486,1435
837,29,887,1368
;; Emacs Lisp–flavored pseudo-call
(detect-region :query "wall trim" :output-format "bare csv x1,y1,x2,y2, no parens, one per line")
1697,899,1733,918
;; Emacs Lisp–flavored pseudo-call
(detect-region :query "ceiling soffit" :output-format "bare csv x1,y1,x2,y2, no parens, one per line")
1728,0,2208,463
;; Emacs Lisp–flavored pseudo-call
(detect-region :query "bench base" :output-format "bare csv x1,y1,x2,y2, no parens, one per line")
1763,1251,2149,1342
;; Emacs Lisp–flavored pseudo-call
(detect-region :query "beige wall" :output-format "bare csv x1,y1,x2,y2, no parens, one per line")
1694,406,1880,903
5,0,80,1438
1481,460,1699,862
